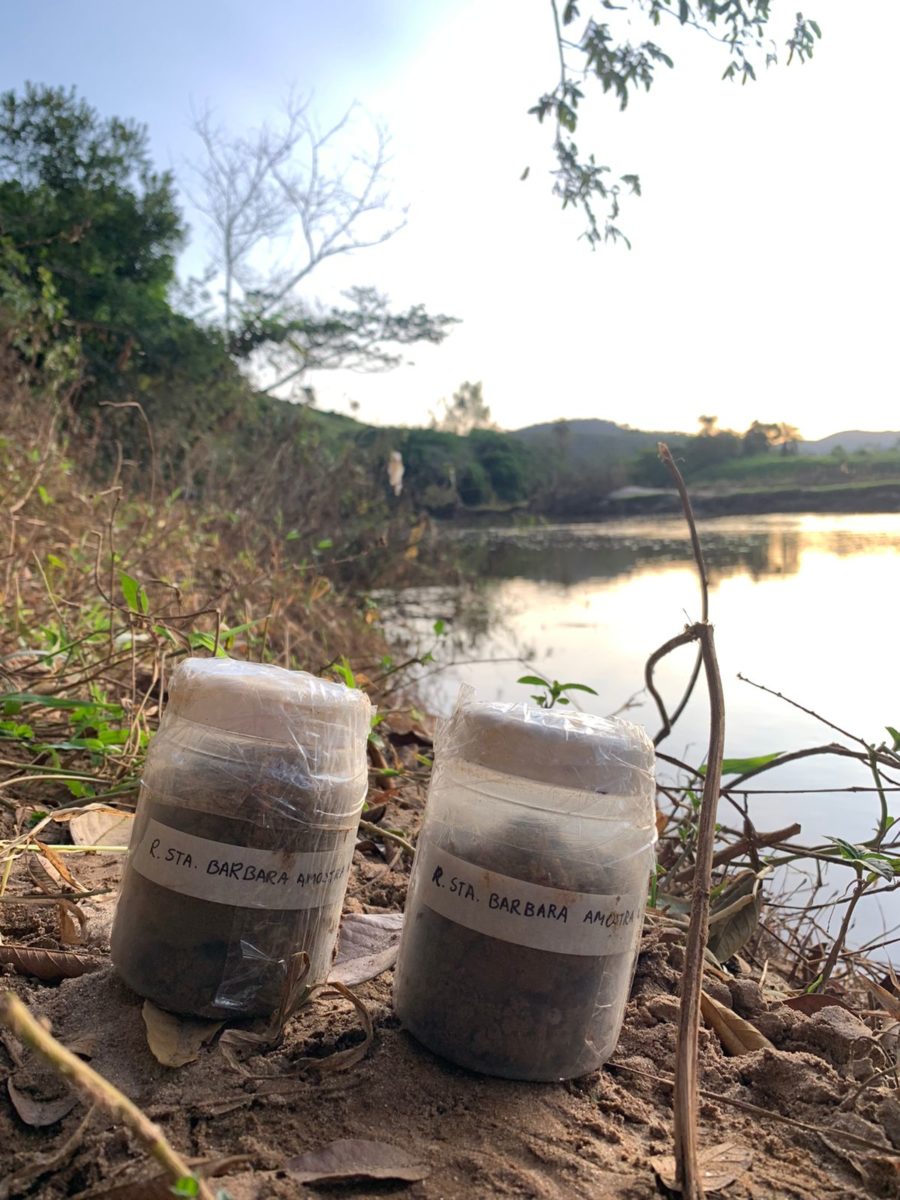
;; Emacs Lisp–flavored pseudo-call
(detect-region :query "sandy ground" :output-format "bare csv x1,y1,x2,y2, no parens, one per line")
1,780,898,1200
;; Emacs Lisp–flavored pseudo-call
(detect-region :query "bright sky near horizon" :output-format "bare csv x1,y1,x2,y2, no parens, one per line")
3,1,898,439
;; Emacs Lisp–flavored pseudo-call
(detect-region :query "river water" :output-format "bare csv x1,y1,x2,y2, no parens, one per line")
383,513,900,953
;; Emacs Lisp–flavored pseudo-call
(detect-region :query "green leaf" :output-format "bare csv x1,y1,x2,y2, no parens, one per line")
316,537,333,550
65,779,94,798
886,726,900,752
517,675,548,688
433,619,446,636
0,720,34,739
37,484,51,505
700,752,783,777
559,682,598,695
285,529,301,541
809,20,821,38
170,1177,200,1198
119,571,140,612
330,658,356,689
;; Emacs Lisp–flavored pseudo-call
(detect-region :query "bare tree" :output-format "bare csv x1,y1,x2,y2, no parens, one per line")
188,93,412,373
187,96,453,398
432,382,495,436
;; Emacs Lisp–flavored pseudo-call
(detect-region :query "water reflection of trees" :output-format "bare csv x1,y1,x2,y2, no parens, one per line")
454,528,804,587
375,581,516,661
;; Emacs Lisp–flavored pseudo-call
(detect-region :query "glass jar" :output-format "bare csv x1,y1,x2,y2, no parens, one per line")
111,658,370,1017
393,693,656,1081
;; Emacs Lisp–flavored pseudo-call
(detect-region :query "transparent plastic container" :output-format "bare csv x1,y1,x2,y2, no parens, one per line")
393,692,656,1081
111,659,370,1017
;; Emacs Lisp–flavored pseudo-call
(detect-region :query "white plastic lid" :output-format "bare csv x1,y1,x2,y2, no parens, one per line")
438,691,655,796
164,658,371,746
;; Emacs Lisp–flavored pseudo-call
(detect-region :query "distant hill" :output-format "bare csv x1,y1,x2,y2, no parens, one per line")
798,430,900,456
509,418,688,466
508,418,900,463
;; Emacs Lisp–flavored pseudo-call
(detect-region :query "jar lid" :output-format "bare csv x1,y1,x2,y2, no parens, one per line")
164,658,371,744
439,692,654,796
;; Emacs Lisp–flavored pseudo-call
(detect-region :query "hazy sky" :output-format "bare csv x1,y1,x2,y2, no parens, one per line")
3,1,898,438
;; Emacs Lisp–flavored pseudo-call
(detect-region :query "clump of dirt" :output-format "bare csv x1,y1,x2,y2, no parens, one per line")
1,782,898,1200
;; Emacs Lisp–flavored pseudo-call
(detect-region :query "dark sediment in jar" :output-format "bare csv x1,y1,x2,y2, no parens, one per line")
394,823,649,1081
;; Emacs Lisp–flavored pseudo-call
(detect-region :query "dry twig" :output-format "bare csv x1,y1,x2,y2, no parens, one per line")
0,992,216,1200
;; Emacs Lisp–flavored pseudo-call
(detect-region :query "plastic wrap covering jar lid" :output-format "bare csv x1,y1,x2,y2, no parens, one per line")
393,691,656,1081
111,658,371,1018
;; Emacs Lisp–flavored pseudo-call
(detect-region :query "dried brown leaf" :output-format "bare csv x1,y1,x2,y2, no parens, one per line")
141,1001,223,1068
35,841,84,891
287,980,374,1077
330,911,404,987
285,1138,429,1185
65,1031,97,1059
651,1140,752,1192
224,974,374,1086
57,899,86,946
69,808,134,847
220,952,312,1074
7,1078,78,1127
868,978,900,1020
707,871,763,963
0,944,103,982
700,990,774,1056
782,992,856,1017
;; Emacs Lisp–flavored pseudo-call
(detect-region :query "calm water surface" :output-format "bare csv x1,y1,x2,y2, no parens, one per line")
383,513,900,952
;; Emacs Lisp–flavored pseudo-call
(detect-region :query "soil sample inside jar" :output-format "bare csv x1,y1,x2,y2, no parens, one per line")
393,700,656,1081
111,660,369,1018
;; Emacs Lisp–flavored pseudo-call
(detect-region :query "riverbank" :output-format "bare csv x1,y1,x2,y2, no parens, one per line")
598,480,900,520
2,380,898,1198
2,748,898,1199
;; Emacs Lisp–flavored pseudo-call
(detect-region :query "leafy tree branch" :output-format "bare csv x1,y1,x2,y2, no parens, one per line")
531,1,822,246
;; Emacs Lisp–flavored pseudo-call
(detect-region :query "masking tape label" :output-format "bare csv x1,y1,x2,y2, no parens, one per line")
130,818,351,910
415,843,643,956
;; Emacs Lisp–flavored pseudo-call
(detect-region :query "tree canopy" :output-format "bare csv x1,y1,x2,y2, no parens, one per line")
0,83,184,385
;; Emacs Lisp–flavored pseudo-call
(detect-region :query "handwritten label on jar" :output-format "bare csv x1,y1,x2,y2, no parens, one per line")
130,818,351,911
415,844,643,956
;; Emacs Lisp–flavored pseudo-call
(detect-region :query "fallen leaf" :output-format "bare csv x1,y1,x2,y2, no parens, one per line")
0,944,103,982
285,1138,429,1185
707,871,763,963
69,808,135,847
651,1140,753,1192
65,1031,97,1059
700,991,773,1055
7,1078,78,1127
57,899,86,946
35,841,84,891
782,993,857,1017
330,912,404,987
142,1001,223,1068
868,978,900,1020
220,952,313,1074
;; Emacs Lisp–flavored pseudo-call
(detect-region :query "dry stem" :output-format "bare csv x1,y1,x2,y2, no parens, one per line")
0,992,216,1200
652,443,727,1200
